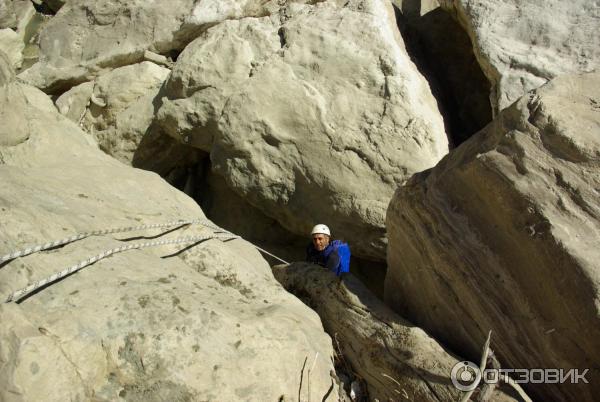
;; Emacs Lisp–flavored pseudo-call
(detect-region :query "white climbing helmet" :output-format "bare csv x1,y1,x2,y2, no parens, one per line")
311,224,331,237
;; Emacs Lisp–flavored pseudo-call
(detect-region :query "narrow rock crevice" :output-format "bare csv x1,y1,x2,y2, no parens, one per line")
166,48,181,63
153,153,390,299
277,27,287,48
393,3,493,147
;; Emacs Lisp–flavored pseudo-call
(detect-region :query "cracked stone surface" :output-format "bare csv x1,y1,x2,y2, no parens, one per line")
385,72,600,402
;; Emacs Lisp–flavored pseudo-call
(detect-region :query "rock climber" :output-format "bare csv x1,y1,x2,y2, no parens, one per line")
305,224,351,276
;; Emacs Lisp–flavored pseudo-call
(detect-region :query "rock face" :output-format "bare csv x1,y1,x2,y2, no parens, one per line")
0,0,39,71
54,80,93,123
18,0,195,92
0,0,16,28
385,72,600,401
0,28,23,68
0,49,13,85
0,0,34,31
0,56,338,401
54,61,199,174
440,0,600,115
56,61,171,164
17,0,279,93
158,0,448,260
0,54,96,151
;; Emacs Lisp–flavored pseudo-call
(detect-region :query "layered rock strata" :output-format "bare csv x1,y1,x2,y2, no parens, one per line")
386,72,600,401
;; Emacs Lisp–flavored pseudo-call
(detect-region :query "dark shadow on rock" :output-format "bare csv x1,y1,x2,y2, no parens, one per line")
159,238,213,259
116,224,190,241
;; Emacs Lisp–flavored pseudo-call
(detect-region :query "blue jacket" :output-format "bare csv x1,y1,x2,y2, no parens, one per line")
306,242,341,272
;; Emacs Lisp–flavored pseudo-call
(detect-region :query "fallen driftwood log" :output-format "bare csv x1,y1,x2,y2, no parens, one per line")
273,263,517,402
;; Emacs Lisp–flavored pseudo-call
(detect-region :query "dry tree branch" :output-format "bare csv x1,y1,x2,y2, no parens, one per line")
476,349,500,402
499,374,533,402
299,356,308,402
460,330,492,402
307,352,319,402
333,332,353,375
381,373,407,397
460,331,533,402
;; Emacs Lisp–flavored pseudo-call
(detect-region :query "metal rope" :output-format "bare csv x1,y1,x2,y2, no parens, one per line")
0,218,223,264
4,233,238,303
252,244,290,265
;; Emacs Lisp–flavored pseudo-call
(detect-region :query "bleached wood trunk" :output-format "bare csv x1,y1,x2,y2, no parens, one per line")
273,263,518,402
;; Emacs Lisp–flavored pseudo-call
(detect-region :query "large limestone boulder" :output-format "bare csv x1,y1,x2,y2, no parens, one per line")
1,0,48,72
0,48,13,86
439,0,600,115
0,70,339,401
0,0,16,28
274,263,519,401
0,54,99,151
0,0,37,70
385,72,600,401
54,80,93,123
0,0,34,30
18,0,194,92
157,0,448,260
54,60,201,178
56,61,171,164
0,28,23,68
17,0,276,93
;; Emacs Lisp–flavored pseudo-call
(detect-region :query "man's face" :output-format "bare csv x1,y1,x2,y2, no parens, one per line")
312,233,330,251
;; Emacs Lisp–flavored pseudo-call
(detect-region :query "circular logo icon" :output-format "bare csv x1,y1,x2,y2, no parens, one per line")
451,361,481,391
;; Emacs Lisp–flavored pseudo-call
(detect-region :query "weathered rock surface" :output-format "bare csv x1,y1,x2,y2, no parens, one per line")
0,55,98,151
0,0,34,31
17,0,277,93
54,61,197,173
54,80,93,123
385,72,600,401
0,48,13,85
440,0,600,115
0,0,39,71
0,28,23,68
0,56,339,400
274,263,517,401
0,0,16,28
158,0,448,260
17,0,191,92
56,61,170,164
